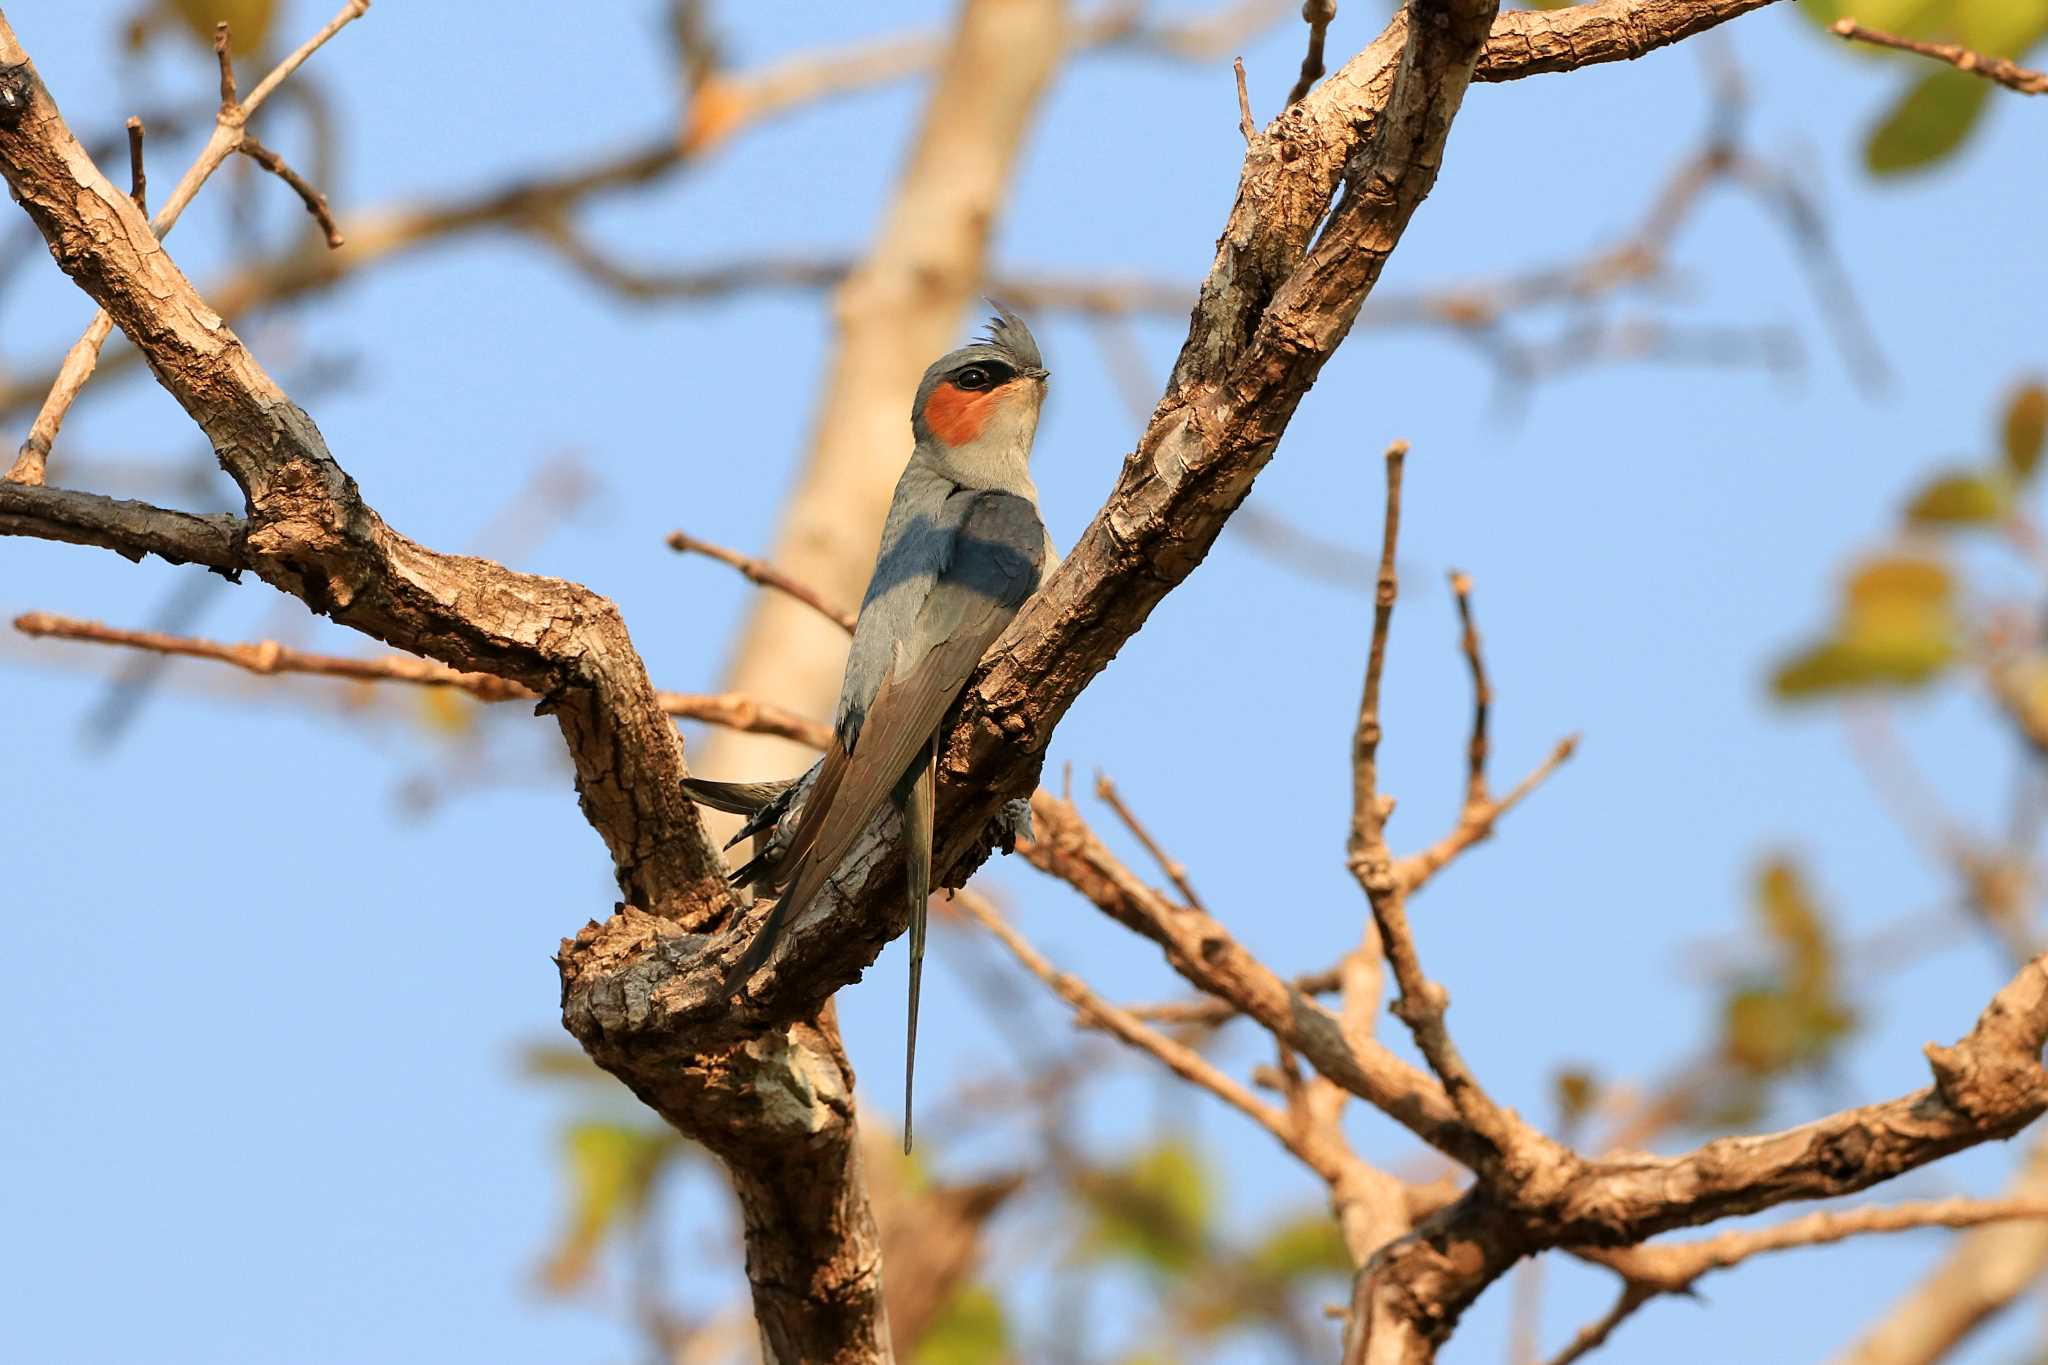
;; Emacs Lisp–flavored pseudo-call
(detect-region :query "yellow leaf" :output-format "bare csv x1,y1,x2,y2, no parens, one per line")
418,686,477,736
162,0,275,54
2004,381,2048,481
1904,470,2009,525
538,1123,676,1294
1554,1067,1599,1124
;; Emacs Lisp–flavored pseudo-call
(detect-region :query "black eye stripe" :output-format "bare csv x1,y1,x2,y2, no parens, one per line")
951,362,1011,392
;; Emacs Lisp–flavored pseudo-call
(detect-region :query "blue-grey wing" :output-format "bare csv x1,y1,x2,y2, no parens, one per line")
754,490,1046,940
835,464,957,750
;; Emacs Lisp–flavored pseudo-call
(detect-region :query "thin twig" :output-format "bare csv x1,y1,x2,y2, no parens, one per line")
1349,438,1407,859
1285,0,1337,105
1449,570,1489,807
955,886,1364,1187
1543,1282,1656,1365
237,136,345,248
213,23,238,112
5,0,371,487
1831,17,2048,94
1093,773,1207,911
1112,966,1345,1026
1234,56,1256,141
1344,443,1545,1181
1556,1197,2048,1363
12,612,832,748
667,530,857,633
124,118,146,214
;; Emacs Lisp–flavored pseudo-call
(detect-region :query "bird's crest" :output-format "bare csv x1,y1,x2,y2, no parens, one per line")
978,300,1042,373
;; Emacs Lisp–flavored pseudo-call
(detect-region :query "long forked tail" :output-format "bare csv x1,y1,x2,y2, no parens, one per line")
902,741,936,1154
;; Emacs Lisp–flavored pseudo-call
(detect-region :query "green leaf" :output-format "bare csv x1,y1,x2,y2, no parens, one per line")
539,1122,678,1293
1244,1214,1351,1282
914,1285,1008,1365
1078,1140,1213,1275
1797,0,1944,41
1865,68,1993,176
1720,984,1855,1075
2004,381,2048,481
1904,470,2010,525
1957,0,2048,56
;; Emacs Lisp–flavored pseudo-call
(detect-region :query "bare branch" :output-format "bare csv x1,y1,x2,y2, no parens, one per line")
1113,965,1345,1025
6,0,370,486
1475,0,1784,84
1345,445,1557,1186
1544,1282,1656,1365
0,483,246,574
124,117,145,214
237,135,345,248
1830,17,2048,95
1235,56,1257,141
12,613,834,750
667,530,857,633
1093,772,1208,911
1831,1136,2048,1365
213,22,237,112
1557,1196,2048,1362
1287,0,1339,105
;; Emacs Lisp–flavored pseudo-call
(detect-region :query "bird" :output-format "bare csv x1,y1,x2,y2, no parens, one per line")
684,306,1054,1152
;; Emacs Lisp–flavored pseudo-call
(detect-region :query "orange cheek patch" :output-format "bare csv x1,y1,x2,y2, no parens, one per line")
922,382,999,445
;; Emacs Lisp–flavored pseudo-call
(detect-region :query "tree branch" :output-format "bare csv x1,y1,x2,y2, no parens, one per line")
11,612,834,749
1830,18,2048,95
0,482,246,573
0,27,892,1360
5,0,369,487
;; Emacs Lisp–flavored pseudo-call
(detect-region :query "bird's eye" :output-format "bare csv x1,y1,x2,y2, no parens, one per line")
953,366,993,391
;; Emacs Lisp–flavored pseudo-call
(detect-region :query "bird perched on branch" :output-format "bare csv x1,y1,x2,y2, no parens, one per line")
684,306,1055,1151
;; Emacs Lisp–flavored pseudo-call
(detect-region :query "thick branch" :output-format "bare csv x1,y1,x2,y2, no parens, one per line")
0,482,245,573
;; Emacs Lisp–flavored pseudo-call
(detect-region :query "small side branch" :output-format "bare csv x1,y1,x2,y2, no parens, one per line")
667,529,857,633
124,117,145,214
1831,17,2048,94
1094,772,1207,911
1286,0,1337,105
4,0,369,486
1345,443,1568,1189
237,135,346,248
13,613,832,749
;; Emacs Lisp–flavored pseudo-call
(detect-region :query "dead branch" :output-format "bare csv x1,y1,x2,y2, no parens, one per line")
123,117,144,214
1288,0,1339,104
236,135,345,248
667,530,857,633
5,0,370,487
1093,773,1208,911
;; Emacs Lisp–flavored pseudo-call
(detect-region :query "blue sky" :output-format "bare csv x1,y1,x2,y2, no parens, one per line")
4,2,2046,1362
